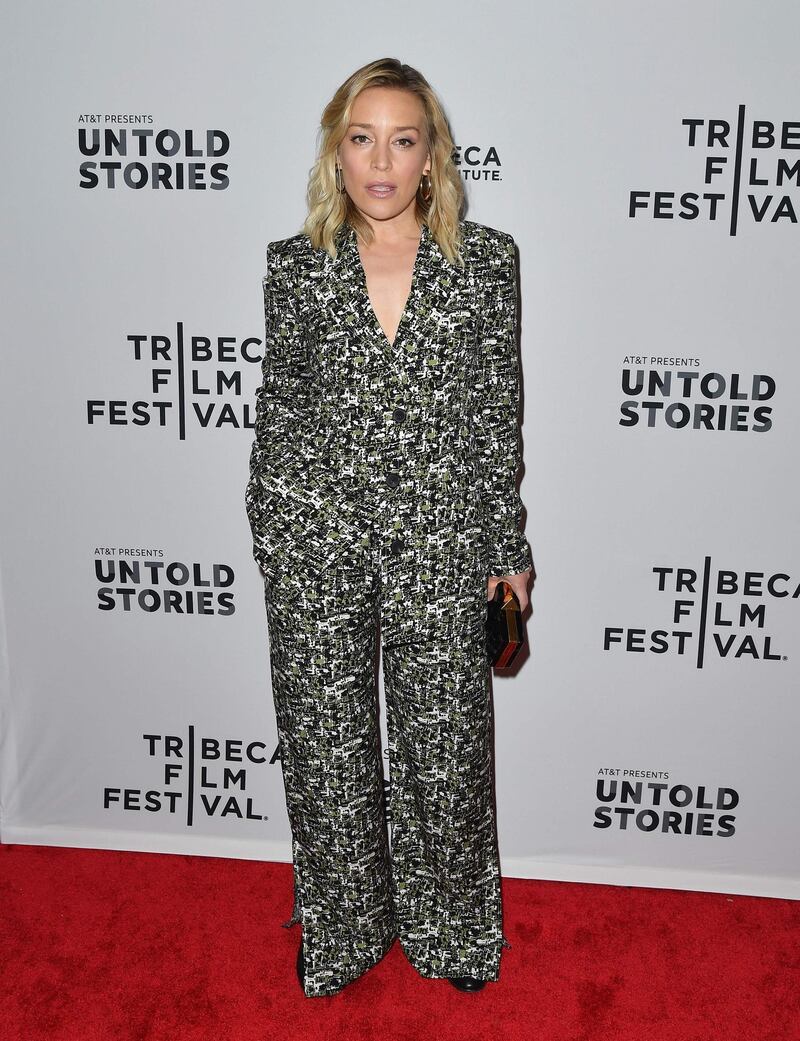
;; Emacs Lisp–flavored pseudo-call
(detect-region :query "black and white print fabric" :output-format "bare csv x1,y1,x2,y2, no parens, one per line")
245,217,531,996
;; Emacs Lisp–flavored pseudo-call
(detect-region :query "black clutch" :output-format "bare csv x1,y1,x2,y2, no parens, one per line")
486,580,525,668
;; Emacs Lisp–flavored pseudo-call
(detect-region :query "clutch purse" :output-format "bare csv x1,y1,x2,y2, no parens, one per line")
486,580,525,668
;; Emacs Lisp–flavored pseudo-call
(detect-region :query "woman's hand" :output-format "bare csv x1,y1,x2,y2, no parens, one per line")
487,570,531,612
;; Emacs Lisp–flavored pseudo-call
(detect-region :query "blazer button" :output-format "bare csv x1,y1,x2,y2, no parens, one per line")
390,537,404,555
386,471,401,489
392,407,407,423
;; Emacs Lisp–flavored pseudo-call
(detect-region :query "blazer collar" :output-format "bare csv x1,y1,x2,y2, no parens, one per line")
324,219,460,358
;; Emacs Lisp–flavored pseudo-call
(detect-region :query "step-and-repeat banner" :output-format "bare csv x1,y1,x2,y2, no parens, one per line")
1,1,797,899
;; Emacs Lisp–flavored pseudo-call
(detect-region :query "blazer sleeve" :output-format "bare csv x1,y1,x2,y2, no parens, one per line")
245,238,364,578
248,240,315,481
245,239,315,573
473,231,533,576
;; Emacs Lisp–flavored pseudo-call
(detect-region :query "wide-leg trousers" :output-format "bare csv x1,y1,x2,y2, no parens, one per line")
263,511,511,998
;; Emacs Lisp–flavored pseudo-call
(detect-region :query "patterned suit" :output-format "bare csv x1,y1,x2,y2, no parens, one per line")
245,217,532,996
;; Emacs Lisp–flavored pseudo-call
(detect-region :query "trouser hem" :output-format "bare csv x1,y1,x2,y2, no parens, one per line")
399,937,507,982
300,932,397,998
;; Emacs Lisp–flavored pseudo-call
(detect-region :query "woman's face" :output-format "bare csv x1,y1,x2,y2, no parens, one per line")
337,86,431,228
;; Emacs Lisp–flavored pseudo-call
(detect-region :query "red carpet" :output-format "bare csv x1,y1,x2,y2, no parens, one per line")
1,843,798,1041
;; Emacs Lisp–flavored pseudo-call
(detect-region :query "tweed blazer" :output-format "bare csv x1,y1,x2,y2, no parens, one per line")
245,217,532,601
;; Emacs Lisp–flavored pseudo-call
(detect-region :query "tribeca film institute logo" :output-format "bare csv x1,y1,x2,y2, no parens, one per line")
604,557,796,667
594,770,738,837
77,114,230,190
452,143,503,185
629,107,799,233
103,729,280,827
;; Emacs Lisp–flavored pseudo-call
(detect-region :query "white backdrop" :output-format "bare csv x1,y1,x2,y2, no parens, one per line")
1,0,798,899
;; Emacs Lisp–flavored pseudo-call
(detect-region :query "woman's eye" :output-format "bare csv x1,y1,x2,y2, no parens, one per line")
349,134,415,147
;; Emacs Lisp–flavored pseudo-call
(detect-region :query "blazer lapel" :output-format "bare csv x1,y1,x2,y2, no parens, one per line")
321,220,462,363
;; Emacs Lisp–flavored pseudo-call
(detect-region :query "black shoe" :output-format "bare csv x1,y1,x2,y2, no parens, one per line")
296,941,305,989
447,975,486,992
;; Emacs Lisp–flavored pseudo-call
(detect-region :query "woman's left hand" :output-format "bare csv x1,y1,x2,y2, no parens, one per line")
487,570,531,612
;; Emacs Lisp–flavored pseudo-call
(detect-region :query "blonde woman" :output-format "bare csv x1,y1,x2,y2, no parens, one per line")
246,57,532,998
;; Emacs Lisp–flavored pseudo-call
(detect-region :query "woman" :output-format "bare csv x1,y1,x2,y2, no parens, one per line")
245,57,533,998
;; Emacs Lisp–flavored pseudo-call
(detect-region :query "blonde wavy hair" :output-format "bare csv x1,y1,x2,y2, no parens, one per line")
301,58,466,267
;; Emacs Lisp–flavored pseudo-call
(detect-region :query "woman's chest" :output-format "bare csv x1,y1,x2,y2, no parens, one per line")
302,273,482,388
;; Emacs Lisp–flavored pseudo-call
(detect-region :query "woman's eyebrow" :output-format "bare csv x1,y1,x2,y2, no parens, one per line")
348,122,420,132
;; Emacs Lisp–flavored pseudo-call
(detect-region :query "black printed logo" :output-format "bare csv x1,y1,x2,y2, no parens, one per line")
103,728,281,827
629,106,799,234
604,557,796,667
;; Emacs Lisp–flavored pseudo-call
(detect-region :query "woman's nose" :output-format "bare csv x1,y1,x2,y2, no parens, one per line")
371,142,391,169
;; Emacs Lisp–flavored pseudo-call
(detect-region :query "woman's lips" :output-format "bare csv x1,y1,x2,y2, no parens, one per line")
366,184,396,198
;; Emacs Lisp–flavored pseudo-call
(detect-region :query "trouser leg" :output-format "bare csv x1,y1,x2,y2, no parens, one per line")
265,566,395,998
382,605,509,981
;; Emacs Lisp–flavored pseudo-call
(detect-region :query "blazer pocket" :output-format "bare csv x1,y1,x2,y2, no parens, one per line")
250,452,365,582
245,467,286,584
